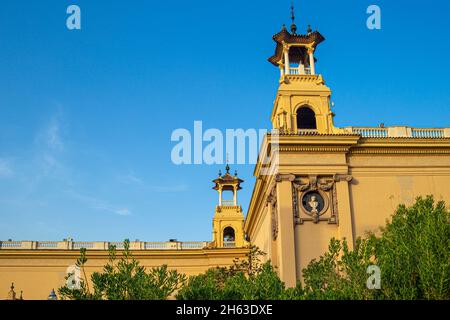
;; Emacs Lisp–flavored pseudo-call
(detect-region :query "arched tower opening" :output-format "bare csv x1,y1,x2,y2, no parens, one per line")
296,107,317,130
223,227,235,247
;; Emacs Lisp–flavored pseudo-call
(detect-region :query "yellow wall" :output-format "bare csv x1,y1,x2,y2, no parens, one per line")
0,248,249,300
349,154,450,236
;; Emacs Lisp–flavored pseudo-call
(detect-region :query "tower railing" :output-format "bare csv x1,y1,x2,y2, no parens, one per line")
223,241,236,248
288,67,311,75
297,129,319,135
221,200,235,206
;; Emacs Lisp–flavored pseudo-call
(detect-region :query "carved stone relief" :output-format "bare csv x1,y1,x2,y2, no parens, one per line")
292,174,350,225
267,187,278,241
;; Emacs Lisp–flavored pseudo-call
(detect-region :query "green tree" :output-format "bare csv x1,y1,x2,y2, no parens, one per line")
58,196,449,300
58,239,185,300
302,237,378,300
301,196,450,300
374,195,449,300
177,246,290,300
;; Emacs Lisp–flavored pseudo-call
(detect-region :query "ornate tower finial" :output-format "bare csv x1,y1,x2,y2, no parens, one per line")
290,2,297,34
307,24,312,34
48,288,57,300
7,282,16,300
225,153,230,173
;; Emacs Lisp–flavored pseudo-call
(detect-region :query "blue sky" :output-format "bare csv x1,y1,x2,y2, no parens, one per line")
0,0,449,242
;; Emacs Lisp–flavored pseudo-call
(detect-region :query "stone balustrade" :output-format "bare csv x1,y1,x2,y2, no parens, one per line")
345,126,450,138
0,240,210,250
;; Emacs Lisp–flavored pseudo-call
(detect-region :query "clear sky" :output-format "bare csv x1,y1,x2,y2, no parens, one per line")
0,0,449,242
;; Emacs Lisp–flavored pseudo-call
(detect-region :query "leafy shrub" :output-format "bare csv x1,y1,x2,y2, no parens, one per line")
58,239,185,300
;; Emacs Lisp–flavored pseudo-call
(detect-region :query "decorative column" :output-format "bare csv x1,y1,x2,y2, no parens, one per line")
275,174,297,288
218,186,222,206
283,111,287,131
284,45,290,75
308,48,315,75
334,175,355,249
279,65,285,78
233,185,237,205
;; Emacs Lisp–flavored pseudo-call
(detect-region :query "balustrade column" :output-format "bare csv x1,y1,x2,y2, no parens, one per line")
308,48,315,75
284,46,290,75
279,65,285,78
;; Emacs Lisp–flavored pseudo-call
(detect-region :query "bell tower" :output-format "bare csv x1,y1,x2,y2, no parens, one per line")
211,164,247,248
268,6,345,135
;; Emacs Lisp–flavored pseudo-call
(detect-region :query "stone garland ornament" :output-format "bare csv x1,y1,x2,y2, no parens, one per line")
266,188,278,241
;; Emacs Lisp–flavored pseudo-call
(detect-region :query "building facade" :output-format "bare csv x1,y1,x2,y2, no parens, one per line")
1,20,450,299
0,167,249,300
244,23,450,287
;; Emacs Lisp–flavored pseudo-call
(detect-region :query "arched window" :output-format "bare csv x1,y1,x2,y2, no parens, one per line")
223,227,235,246
296,107,317,130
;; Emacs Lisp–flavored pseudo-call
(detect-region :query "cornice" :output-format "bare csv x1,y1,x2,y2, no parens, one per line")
0,248,250,259
350,148,450,155
356,138,450,147
278,146,351,153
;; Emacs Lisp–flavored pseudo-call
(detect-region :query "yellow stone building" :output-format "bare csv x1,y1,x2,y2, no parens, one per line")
0,165,250,300
245,22,450,288
1,20,450,299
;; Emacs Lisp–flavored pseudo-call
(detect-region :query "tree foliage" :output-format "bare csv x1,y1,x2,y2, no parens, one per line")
58,196,449,300
176,246,292,300
301,196,449,300
58,239,185,300
374,196,449,299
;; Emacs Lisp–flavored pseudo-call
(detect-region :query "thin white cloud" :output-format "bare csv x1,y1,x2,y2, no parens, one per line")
148,184,188,193
117,172,188,193
117,173,144,186
46,118,64,151
115,208,131,216
93,203,132,216
35,112,65,152
68,191,132,216
0,159,13,177
24,111,71,188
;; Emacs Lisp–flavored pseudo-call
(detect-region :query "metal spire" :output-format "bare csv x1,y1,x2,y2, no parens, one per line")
225,153,230,173
290,2,297,34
